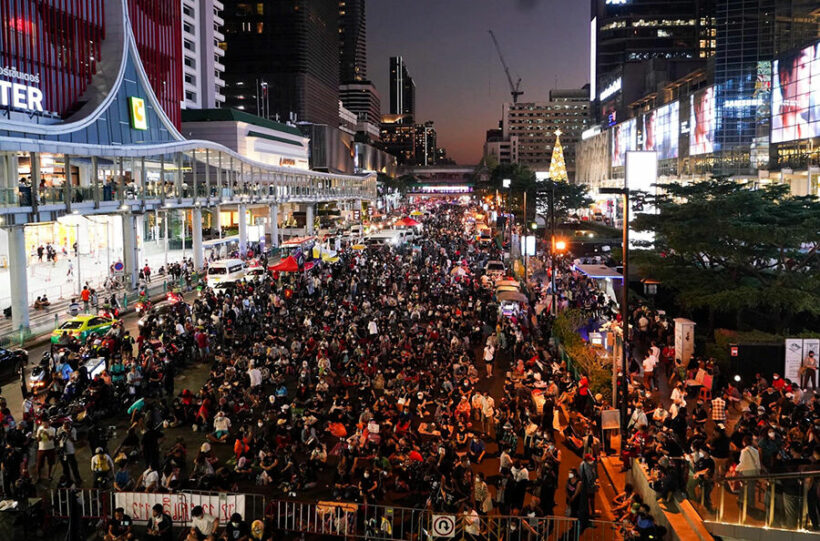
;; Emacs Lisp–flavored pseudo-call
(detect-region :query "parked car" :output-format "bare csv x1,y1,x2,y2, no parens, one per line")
0,347,27,384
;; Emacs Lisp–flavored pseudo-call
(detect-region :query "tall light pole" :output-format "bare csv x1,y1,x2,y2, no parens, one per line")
502,178,511,263
600,186,630,431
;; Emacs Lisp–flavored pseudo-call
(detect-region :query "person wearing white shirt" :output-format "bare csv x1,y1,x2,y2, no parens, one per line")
368,320,378,335
209,411,231,443
642,354,658,391
139,465,159,492
737,436,761,511
483,344,495,377
248,365,262,388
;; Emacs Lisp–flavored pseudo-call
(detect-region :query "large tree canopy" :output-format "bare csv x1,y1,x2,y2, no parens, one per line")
486,164,592,222
632,178,820,331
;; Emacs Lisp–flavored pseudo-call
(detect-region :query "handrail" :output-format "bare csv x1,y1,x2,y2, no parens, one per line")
715,469,820,483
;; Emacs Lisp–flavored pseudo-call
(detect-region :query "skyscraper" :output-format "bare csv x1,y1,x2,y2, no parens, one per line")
181,0,226,110
591,0,715,123
339,0,367,82
221,0,339,126
338,0,382,141
389,56,415,122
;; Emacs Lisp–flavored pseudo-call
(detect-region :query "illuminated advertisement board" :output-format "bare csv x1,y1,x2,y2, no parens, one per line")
771,41,820,143
642,101,679,160
611,118,636,167
689,87,718,155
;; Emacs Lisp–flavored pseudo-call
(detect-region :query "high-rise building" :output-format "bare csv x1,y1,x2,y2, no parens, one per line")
338,0,382,142
711,0,820,172
591,0,715,124
182,0,226,110
339,0,367,82
415,122,437,167
221,0,339,126
389,57,415,122
499,89,590,178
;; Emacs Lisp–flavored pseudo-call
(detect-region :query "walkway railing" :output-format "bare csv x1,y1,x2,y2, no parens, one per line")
692,468,820,533
272,499,580,541
48,489,581,541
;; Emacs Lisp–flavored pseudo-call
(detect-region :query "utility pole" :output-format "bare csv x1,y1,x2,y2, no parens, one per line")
600,186,630,432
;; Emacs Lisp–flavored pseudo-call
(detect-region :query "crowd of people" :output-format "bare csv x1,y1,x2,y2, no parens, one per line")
1,200,816,540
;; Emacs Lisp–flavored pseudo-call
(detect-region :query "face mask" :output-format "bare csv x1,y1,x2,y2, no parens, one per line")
258,422,264,428
568,473,575,479
232,522,239,527
364,473,370,478
768,432,775,438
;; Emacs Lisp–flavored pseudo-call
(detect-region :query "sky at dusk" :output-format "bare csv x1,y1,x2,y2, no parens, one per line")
368,0,590,165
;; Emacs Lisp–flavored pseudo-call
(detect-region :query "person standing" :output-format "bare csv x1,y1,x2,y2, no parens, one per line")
35,419,57,481
802,351,817,390
579,454,599,518
57,421,82,485
737,435,761,512
483,342,495,378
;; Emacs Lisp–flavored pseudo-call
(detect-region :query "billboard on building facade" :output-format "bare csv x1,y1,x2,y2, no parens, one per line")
772,41,820,144
611,118,636,167
689,87,718,156
642,101,679,160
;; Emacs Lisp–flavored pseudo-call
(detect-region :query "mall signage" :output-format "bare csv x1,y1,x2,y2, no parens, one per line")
128,96,148,130
0,67,44,113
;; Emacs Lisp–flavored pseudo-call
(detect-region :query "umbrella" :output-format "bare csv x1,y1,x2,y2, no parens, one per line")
497,291,529,304
410,210,423,216
496,279,520,288
352,244,366,251
496,285,521,293
450,267,468,276
395,217,421,227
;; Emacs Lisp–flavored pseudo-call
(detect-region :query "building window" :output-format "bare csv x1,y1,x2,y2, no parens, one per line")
186,91,196,101
184,57,196,68
184,39,195,52
185,74,195,85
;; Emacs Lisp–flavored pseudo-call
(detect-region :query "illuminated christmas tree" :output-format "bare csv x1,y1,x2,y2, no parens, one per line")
548,129,568,181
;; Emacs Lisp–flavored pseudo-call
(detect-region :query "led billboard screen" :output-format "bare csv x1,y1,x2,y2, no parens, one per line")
689,87,718,155
642,101,679,160
611,118,636,167
772,41,820,143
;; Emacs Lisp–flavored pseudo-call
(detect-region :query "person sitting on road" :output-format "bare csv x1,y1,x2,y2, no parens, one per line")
90,447,114,488
208,411,232,443
104,507,134,541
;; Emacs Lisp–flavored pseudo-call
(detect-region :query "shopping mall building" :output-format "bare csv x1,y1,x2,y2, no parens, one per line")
0,0,376,332
577,37,820,223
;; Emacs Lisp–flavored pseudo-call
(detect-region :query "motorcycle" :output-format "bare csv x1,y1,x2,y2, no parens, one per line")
135,299,152,316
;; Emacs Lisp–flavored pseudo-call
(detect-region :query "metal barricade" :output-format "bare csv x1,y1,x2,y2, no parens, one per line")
50,488,113,520
271,499,581,541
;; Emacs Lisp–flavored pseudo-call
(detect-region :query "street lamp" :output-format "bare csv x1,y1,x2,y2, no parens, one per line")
502,178,511,262
599,185,630,431
551,237,567,315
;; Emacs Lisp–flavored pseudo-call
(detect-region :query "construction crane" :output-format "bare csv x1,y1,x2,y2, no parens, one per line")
489,29,524,103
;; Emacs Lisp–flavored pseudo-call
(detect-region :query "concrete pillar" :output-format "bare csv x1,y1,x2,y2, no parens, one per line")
8,226,30,332
122,214,143,290
306,204,315,235
192,207,204,272
268,204,279,247
238,204,248,257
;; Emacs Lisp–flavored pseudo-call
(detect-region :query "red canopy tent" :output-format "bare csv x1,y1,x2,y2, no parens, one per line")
395,217,421,227
269,256,299,272
269,256,315,273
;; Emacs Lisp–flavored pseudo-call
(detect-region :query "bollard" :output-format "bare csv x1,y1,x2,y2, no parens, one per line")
18,324,24,346
54,313,59,329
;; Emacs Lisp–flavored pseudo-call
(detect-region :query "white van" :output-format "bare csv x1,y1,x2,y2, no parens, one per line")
207,258,246,287
365,229,405,247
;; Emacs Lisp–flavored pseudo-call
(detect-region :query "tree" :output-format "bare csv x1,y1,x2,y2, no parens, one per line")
547,129,568,182
632,178,820,332
534,181,593,223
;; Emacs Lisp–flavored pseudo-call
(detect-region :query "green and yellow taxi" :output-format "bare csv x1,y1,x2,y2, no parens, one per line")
50,315,117,345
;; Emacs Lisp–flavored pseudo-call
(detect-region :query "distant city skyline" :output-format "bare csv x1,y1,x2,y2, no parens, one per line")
368,0,588,165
